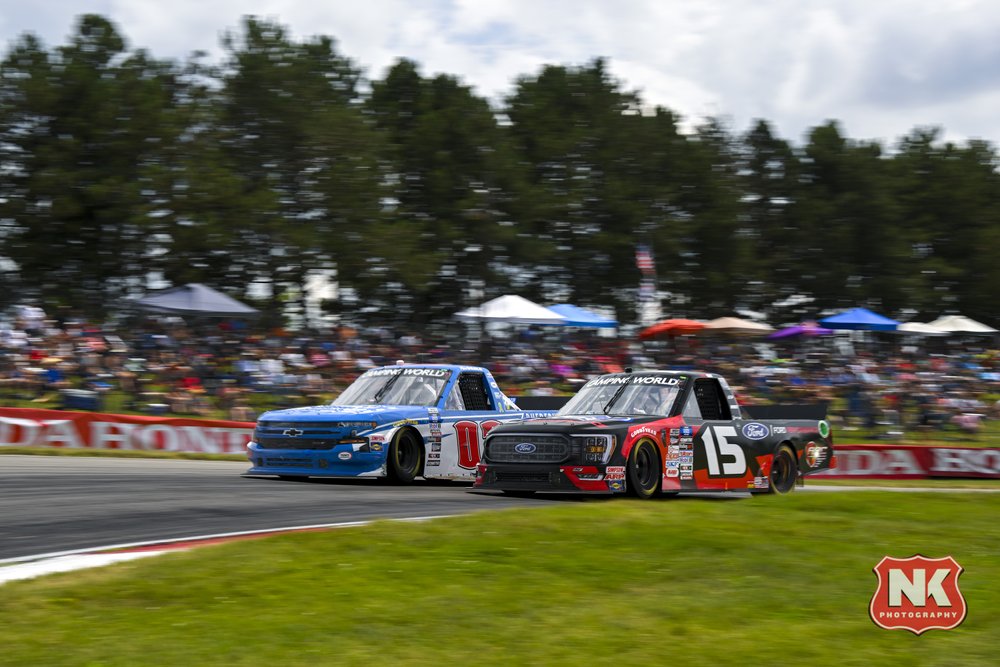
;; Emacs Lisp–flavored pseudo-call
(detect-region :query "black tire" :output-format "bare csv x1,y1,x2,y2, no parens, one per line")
627,440,661,499
386,429,423,484
767,445,798,495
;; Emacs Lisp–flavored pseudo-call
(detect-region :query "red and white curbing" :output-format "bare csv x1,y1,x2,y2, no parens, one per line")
0,516,451,586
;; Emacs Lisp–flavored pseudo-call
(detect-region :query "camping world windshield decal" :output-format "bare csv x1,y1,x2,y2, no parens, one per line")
587,375,683,387
364,368,450,378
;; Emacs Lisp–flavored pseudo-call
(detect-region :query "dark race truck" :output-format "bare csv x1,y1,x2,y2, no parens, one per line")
473,370,834,498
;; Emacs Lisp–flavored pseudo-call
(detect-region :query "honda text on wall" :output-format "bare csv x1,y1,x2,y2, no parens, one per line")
473,370,834,498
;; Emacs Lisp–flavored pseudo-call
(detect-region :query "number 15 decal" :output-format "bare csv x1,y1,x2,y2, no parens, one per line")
702,425,747,476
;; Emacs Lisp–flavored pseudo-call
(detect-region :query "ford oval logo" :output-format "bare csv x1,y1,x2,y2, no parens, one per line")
742,422,770,440
514,442,537,454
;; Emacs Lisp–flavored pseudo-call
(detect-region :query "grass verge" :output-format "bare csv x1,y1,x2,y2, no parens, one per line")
0,492,996,666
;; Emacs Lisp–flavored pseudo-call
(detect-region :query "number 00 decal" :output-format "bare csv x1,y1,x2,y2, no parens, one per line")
455,420,500,469
702,425,748,476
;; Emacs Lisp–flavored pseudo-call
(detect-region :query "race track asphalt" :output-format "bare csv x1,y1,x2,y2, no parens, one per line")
0,455,568,561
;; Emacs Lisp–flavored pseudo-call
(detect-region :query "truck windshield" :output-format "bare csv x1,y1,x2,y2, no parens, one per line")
559,376,685,416
334,368,453,407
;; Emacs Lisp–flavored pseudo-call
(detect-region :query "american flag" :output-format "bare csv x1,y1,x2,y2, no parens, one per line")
635,244,655,276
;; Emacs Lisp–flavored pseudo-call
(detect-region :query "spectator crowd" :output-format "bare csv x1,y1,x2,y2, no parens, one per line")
1,306,997,437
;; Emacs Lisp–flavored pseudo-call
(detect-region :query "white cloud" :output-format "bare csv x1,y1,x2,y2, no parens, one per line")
3,1,1000,145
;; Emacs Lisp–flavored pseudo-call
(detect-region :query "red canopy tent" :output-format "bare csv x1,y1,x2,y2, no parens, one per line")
638,318,706,340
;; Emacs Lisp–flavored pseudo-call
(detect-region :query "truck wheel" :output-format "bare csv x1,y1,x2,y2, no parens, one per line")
627,440,661,499
767,446,798,495
386,429,423,484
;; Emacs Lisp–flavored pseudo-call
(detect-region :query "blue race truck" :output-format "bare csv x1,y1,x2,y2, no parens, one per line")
245,363,555,483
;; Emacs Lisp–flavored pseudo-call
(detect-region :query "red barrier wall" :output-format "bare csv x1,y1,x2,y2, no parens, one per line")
817,444,1000,479
0,408,254,454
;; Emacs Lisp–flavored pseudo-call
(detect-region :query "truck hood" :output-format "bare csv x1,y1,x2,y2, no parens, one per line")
256,404,424,426
488,414,660,434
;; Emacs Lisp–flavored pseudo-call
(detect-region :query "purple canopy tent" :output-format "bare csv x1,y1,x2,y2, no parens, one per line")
767,322,834,340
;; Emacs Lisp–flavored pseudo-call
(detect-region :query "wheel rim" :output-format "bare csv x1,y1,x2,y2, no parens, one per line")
397,435,417,472
636,444,656,490
771,451,794,492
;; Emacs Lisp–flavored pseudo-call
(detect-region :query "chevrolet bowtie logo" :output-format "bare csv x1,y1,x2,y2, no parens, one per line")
282,428,304,437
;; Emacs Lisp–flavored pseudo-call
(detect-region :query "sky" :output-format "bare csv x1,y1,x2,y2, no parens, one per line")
3,1,1000,147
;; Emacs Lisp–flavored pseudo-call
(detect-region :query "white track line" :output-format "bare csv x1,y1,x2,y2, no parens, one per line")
0,515,456,585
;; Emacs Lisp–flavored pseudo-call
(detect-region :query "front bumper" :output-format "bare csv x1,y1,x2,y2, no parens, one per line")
473,463,625,494
245,442,387,477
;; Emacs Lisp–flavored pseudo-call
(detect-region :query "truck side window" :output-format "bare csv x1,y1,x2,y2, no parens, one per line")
444,385,465,410
458,372,493,411
694,379,732,421
682,390,702,421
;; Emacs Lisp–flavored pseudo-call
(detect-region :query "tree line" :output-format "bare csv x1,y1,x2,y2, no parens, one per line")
2,14,998,331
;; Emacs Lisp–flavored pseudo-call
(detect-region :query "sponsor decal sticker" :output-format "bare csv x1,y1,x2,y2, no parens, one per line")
633,426,658,438
818,420,831,438
772,425,787,435
805,443,828,467
870,555,967,634
630,376,682,385
666,460,680,469
752,475,769,489
608,479,625,492
680,426,693,437
742,422,770,440
431,442,441,452
370,443,383,452
402,368,449,377
665,468,679,478
338,452,352,460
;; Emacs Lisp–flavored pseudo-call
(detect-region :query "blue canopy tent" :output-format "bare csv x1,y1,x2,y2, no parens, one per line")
819,307,898,331
546,304,618,328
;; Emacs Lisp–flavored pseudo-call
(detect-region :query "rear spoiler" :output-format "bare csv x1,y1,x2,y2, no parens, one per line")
511,395,571,411
741,403,828,421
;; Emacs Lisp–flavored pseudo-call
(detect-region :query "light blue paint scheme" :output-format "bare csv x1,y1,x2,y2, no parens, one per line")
245,364,554,480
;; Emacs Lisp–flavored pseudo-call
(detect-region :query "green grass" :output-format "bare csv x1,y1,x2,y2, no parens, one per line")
0,493,996,666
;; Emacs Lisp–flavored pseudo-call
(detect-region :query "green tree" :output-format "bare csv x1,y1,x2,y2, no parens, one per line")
205,16,384,325
363,59,525,329
737,120,804,314
0,15,187,316
890,129,1000,321
504,58,653,313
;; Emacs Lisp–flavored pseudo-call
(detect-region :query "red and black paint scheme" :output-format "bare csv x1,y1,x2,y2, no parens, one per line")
473,370,834,498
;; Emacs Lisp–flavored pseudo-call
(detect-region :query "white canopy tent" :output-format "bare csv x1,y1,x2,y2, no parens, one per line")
701,316,774,336
454,295,569,325
896,322,949,335
926,315,998,334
